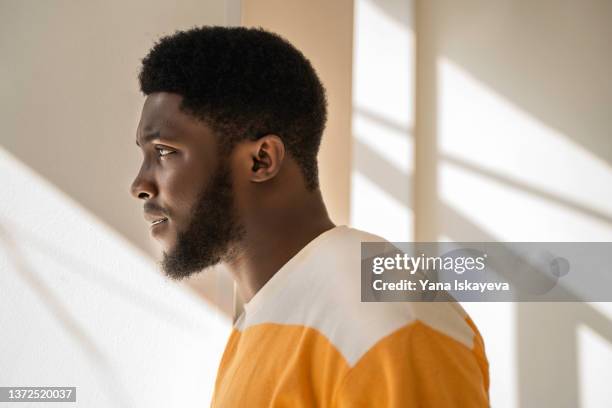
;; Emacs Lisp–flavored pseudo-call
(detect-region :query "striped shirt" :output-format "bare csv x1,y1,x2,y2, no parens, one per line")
212,226,490,407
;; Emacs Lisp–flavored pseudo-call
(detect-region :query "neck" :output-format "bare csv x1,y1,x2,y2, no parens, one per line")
226,189,335,303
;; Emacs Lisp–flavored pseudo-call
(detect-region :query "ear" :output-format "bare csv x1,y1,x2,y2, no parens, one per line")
250,135,285,183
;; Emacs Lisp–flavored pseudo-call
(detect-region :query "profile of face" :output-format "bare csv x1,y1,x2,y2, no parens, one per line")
131,92,244,279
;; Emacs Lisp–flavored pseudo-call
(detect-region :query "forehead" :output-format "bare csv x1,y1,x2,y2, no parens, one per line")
137,92,215,147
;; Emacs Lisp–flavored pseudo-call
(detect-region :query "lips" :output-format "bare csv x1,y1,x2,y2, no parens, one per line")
150,217,168,227
144,212,169,226
143,208,170,240
148,216,169,240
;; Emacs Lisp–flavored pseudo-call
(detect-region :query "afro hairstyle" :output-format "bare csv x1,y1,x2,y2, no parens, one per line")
138,26,328,190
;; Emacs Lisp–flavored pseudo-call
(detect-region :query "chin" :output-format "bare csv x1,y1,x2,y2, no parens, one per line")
157,234,178,255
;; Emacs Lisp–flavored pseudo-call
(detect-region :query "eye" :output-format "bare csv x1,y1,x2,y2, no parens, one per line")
155,146,175,158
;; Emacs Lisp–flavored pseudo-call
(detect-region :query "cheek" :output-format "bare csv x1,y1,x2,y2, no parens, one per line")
159,165,206,219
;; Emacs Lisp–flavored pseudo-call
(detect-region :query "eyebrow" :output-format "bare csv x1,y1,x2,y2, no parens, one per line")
135,130,164,147
136,129,158,147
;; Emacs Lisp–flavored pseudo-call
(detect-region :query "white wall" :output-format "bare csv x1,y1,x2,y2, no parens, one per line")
0,1,233,406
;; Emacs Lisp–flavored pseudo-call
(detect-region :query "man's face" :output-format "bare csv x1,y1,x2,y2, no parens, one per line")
131,92,243,279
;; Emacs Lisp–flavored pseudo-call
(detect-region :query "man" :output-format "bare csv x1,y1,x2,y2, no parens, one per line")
131,26,489,407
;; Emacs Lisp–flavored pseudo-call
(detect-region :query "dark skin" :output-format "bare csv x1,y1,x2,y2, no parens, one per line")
131,92,335,302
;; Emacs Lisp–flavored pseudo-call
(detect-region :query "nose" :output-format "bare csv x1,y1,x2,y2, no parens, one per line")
130,164,157,200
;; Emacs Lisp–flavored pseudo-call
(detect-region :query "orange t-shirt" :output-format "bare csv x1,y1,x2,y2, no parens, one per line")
212,226,489,407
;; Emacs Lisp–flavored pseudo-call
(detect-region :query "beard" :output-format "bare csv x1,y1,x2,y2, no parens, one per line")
161,161,244,280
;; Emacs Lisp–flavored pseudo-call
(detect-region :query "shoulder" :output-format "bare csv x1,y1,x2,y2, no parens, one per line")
244,226,480,366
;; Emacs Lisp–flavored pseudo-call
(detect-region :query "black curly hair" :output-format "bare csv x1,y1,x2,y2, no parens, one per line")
138,26,328,190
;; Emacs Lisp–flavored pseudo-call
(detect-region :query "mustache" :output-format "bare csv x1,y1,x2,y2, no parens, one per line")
143,201,169,217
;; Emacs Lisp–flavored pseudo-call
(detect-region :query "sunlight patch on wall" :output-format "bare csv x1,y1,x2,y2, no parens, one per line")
351,171,412,241
578,323,612,408
0,147,230,407
440,159,612,242
461,301,517,408
351,0,414,241
437,57,612,241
